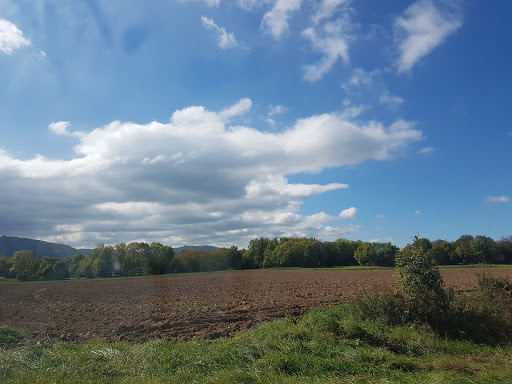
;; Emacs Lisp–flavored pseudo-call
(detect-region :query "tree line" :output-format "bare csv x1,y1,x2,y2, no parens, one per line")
0,235,511,281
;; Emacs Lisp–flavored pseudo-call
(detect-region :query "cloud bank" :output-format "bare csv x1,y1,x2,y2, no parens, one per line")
0,99,421,248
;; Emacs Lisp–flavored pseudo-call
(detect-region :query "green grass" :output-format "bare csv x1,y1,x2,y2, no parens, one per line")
2,305,512,383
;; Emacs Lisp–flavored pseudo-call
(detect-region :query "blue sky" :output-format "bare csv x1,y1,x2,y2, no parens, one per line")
0,0,510,249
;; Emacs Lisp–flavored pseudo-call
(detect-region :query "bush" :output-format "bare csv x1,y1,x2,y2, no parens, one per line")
449,274,512,344
353,238,512,344
395,238,453,333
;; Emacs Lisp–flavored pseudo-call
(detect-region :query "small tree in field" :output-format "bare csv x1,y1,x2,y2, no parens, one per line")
395,238,452,331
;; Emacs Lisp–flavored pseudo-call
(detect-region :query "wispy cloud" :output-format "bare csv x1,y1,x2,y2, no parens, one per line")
201,17,241,49
312,0,351,25
380,94,405,105
181,0,220,7
418,146,435,155
0,19,32,55
343,68,380,89
261,0,302,38
488,196,510,203
268,105,288,116
302,18,350,81
394,0,462,73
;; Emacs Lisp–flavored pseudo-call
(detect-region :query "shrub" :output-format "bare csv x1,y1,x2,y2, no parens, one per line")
353,238,512,344
449,274,512,344
395,238,453,333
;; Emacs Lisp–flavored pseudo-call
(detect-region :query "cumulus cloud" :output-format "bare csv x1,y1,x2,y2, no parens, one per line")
394,0,462,73
339,206,357,219
0,19,32,55
488,196,510,203
201,17,240,49
0,99,421,248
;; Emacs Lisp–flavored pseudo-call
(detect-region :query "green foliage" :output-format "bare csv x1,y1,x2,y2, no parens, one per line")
354,242,398,267
356,238,512,344
0,256,14,278
170,248,231,273
243,237,278,269
11,250,40,281
392,238,452,332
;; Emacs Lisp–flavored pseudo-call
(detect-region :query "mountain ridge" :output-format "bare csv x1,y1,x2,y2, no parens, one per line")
0,236,219,259
0,236,93,260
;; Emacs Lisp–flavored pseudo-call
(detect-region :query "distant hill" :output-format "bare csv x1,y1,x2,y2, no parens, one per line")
0,236,93,260
174,245,218,253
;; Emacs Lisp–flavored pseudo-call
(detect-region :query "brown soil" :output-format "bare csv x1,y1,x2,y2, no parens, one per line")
1,267,511,343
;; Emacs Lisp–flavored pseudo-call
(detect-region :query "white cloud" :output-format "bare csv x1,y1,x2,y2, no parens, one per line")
339,206,357,219
49,121,72,136
488,196,510,203
48,121,84,139
344,68,379,88
376,214,384,219
0,19,32,55
201,17,240,49
181,0,220,7
261,0,301,38
415,210,421,215
302,18,350,81
268,104,288,116
380,94,405,105
394,0,462,73
312,0,350,25
0,99,421,248
418,146,435,154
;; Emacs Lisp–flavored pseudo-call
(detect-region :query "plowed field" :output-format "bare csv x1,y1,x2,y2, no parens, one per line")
1,267,511,343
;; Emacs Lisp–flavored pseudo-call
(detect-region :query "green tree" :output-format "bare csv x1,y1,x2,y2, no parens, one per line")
429,240,456,265
11,250,39,281
243,238,278,269
0,256,13,278
227,246,242,270
146,242,174,275
471,235,500,264
497,236,512,264
36,257,60,280
455,235,475,264
354,242,398,267
91,244,114,278
331,238,361,266
68,253,86,277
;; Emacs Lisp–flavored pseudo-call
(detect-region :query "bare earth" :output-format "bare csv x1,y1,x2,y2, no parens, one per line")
1,268,511,343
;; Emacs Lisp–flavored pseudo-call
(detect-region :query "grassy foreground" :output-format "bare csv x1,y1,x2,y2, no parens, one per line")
2,304,512,384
